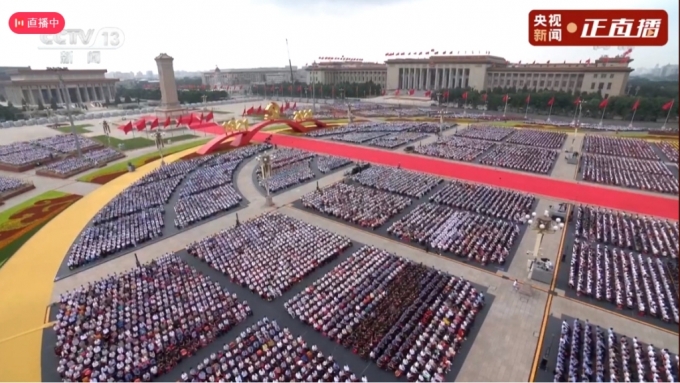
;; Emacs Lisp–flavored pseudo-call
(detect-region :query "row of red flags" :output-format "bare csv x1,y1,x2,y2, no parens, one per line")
119,111,215,135
240,102,298,117
386,50,491,56
318,57,363,62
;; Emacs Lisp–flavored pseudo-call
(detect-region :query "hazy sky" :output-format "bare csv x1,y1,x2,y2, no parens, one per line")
2,0,678,73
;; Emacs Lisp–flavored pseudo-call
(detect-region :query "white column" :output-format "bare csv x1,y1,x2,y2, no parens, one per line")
105,84,112,100
54,85,63,104
434,68,440,90
447,68,453,88
83,84,90,102
409,69,414,89
37,86,45,105
425,68,430,90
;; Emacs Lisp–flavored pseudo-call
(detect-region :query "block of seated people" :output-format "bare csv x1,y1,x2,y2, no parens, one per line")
306,122,452,140
53,254,252,382
429,180,535,222
37,148,126,177
0,175,31,194
301,182,412,229
268,148,315,170
285,246,485,382
177,318,365,382
552,318,678,382
414,136,495,162
316,155,352,174
455,125,514,142
504,129,567,149
350,165,442,198
478,144,558,175
581,154,678,194
32,134,101,154
257,160,315,194
387,205,518,265
186,212,352,301
583,135,659,160
366,132,428,149
657,142,679,164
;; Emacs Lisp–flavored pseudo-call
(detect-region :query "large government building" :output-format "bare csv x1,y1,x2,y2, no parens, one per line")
0,67,118,107
201,66,308,88
304,55,634,97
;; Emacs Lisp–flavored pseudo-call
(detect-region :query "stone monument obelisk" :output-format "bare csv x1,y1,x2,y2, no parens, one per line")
154,53,185,118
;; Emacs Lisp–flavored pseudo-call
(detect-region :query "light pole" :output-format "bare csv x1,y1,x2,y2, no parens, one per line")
256,153,274,207
525,210,565,264
154,130,166,165
50,68,82,157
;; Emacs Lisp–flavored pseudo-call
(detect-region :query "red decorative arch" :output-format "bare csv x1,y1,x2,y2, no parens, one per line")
196,118,328,155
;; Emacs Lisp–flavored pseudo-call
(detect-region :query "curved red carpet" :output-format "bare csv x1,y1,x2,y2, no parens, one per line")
254,132,678,220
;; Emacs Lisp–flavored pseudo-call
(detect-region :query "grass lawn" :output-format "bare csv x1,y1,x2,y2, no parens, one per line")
55,124,93,134
77,138,210,183
92,135,155,150
212,110,231,115
0,191,82,269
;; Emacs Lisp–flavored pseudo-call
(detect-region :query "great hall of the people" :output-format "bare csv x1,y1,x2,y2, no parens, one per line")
0,67,118,107
305,54,633,97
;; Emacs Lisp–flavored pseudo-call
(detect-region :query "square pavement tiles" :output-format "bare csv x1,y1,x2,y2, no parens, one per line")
43,239,492,382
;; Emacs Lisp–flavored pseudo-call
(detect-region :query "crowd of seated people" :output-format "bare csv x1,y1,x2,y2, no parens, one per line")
479,145,558,174
429,181,535,222
366,132,428,149
0,175,30,194
38,148,123,176
316,155,352,174
67,207,164,269
581,154,678,194
84,147,124,165
178,163,237,198
178,318,363,382
0,141,35,156
657,142,679,163
174,184,242,229
285,246,485,381
258,160,315,193
0,144,54,166
553,318,678,382
306,122,453,139
667,261,679,300
53,254,252,382
582,135,659,160
504,129,567,149
574,205,678,259
568,240,679,323
301,182,411,229
331,132,390,144
455,126,514,142
350,166,442,198
187,213,352,301
414,137,494,162
391,208,518,265
269,148,315,169
33,134,101,154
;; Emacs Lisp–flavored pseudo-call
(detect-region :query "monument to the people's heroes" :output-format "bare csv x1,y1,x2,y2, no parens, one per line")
154,53,186,118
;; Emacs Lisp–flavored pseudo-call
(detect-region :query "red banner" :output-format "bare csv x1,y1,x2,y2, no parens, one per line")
528,9,668,46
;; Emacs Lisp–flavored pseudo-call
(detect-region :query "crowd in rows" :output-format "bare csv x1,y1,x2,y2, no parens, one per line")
285,246,485,381
504,129,567,149
657,142,679,163
187,213,352,301
269,148,314,170
38,148,124,176
580,154,678,194
366,132,428,149
0,134,100,167
306,122,454,139
178,318,363,382
0,175,30,194
455,126,514,142
0,142,54,166
33,134,101,154
174,185,242,229
316,155,352,174
350,165,442,198
573,205,678,259
53,254,252,382
568,240,679,323
479,145,558,174
331,132,390,144
582,135,660,160
414,137,494,162
301,182,412,229
429,181,535,222
258,160,315,193
553,318,678,382
387,206,518,265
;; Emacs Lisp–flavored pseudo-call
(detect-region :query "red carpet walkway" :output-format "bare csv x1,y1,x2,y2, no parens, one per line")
254,132,679,220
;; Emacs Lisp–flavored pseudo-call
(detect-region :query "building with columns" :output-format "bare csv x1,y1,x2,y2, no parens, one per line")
305,61,386,88
387,55,634,97
1,68,118,107
201,66,308,88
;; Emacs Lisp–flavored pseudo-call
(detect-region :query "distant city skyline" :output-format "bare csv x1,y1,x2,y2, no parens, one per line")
2,0,677,72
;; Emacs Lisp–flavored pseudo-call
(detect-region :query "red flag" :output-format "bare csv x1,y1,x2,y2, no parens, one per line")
462,92,468,100
525,94,531,104
297,85,302,92
135,119,146,131
246,106,254,115
585,59,591,64
481,93,488,102
599,98,608,109
242,108,247,117
547,97,555,106
662,100,675,111
395,89,400,96
292,102,297,109
205,111,214,122
502,94,509,103
163,117,171,128
199,113,204,122
120,121,133,135
176,115,184,126
256,105,262,114
187,114,195,126
288,85,293,92
631,99,640,111
285,101,290,109
443,90,449,99
409,89,415,96
381,90,386,96
574,97,581,105
281,104,286,113
424,90,432,97
150,118,159,130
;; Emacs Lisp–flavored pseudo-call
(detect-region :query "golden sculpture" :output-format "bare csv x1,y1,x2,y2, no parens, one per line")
293,109,314,122
236,118,250,131
223,118,238,133
264,102,281,120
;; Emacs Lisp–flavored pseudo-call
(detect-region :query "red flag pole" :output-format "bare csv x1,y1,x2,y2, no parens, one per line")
547,97,554,122
629,100,639,128
662,100,675,130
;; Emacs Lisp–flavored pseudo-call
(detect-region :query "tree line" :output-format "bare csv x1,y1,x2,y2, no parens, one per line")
114,88,230,105
249,81,384,99
431,88,677,122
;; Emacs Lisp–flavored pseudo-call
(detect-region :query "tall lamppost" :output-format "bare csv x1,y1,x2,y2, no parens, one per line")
154,130,166,165
525,210,565,266
256,153,274,207
49,67,82,157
